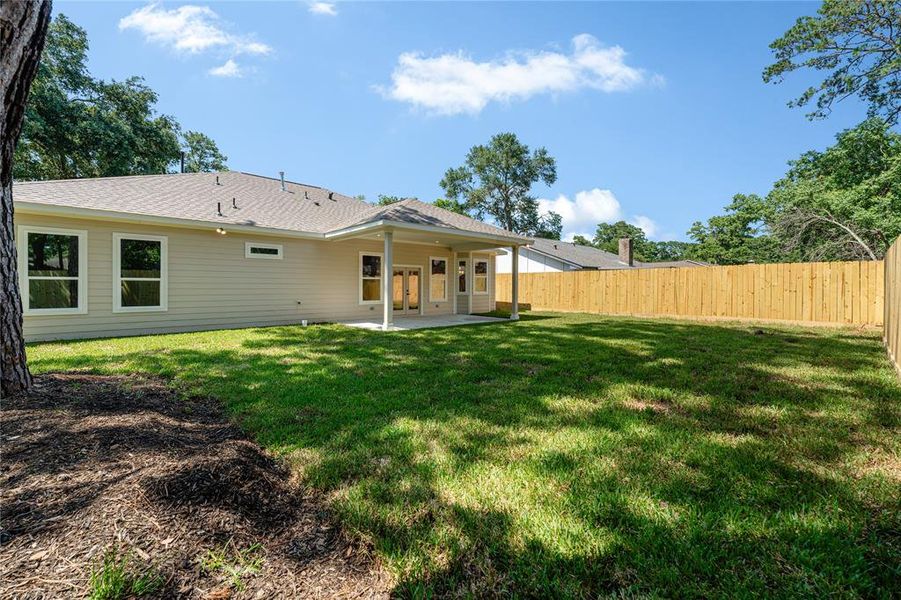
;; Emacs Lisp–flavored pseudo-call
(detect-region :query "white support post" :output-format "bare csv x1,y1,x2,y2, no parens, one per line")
382,231,393,331
510,245,520,321
452,251,458,315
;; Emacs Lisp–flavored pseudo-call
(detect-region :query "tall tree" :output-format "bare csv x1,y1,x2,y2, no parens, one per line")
440,132,559,235
764,0,901,124
769,118,901,260
432,197,468,215
2,0,52,396
592,221,659,261
688,194,782,265
13,14,223,180
181,130,227,173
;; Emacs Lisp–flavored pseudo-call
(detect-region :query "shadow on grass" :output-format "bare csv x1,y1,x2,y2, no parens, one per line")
25,314,901,597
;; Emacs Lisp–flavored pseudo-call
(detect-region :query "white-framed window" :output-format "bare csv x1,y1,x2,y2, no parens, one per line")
474,258,489,294
359,252,383,304
457,258,467,293
429,257,448,302
245,242,283,259
113,233,168,313
18,226,88,315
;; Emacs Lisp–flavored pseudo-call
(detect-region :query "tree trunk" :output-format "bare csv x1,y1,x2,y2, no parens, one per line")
1,1,52,397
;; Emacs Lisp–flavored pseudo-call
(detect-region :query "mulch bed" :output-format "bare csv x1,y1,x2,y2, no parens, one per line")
0,374,390,599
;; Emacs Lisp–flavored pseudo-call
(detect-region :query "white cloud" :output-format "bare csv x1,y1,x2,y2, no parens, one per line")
308,2,338,16
629,215,659,239
209,59,242,78
119,4,272,56
379,33,659,115
539,189,664,241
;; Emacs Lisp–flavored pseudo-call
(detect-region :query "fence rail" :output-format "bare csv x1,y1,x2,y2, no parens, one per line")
885,238,901,375
497,261,885,327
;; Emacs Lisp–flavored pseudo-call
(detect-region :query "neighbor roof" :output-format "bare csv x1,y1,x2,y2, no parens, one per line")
527,237,707,269
13,171,529,243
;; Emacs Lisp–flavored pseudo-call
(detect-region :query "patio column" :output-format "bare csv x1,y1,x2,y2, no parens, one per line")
383,231,393,331
510,245,520,321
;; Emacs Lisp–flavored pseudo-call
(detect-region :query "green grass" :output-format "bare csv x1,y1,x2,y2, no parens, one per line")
30,312,900,598
88,550,162,600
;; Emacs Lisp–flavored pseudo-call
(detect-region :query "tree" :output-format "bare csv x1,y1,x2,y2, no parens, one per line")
653,240,697,262
764,0,901,124
13,14,223,180
375,194,406,206
769,118,901,260
688,194,782,264
2,0,52,396
181,131,227,172
440,132,560,235
432,197,468,215
592,221,661,261
572,234,593,246
528,211,563,240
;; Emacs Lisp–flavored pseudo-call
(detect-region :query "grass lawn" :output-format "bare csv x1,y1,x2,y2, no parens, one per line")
27,312,900,598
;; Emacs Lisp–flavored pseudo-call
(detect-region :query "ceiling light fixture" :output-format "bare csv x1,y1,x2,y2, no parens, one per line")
216,228,227,235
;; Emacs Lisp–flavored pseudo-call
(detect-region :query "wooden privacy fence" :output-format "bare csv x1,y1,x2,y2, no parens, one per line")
497,261,885,327
885,237,901,375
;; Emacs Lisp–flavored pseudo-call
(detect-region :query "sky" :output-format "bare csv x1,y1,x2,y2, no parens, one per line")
55,1,870,242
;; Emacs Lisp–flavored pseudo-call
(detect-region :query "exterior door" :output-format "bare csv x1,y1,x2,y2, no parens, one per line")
392,268,421,314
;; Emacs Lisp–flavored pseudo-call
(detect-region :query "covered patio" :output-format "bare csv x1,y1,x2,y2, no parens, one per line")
326,200,528,331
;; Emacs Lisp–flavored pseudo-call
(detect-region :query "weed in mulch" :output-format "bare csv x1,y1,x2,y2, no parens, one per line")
0,373,389,599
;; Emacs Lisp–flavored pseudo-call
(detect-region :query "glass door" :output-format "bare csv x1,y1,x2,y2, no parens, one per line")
393,268,421,314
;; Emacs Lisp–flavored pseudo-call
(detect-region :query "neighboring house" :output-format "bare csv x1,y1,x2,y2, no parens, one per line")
496,237,707,273
13,172,531,341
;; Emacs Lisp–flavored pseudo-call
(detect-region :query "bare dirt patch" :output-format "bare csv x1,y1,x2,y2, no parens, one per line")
0,374,389,599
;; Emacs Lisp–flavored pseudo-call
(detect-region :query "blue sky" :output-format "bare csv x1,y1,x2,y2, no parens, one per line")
57,1,868,241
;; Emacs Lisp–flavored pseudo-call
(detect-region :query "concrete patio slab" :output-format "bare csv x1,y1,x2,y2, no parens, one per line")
342,314,507,331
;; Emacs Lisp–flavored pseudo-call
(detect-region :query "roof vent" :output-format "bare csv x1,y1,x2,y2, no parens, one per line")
554,244,558,250
314,201,321,206
232,197,238,209
328,191,335,201
279,171,286,192
215,175,221,186
304,191,310,200
217,202,223,216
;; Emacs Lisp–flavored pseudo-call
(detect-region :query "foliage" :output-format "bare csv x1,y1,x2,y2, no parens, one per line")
13,14,225,181
200,541,264,591
572,234,593,247
88,550,162,600
181,131,228,173
688,194,781,265
652,240,697,261
769,117,901,260
763,0,901,124
375,194,406,206
440,132,559,235
29,316,900,598
591,221,657,261
432,197,469,215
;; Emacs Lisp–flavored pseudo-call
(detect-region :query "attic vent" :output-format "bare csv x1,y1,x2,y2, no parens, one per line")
232,197,238,209
304,191,310,200
215,175,220,186
217,202,223,216
328,192,335,201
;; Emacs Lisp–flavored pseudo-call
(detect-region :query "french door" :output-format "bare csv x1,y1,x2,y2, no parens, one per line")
392,268,421,314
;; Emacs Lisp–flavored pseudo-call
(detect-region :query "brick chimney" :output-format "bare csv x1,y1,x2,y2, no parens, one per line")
618,238,633,266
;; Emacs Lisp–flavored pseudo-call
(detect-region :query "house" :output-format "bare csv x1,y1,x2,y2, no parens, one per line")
13,171,531,341
495,237,707,273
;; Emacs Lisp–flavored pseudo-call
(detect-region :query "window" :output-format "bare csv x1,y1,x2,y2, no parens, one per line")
18,226,87,315
429,257,447,302
360,253,383,303
245,242,283,259
457,259,467,293
113,233,167,312
474,259,489,294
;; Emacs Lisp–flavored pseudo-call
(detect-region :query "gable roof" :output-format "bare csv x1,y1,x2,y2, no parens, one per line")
527,237,707,269
13,171,529,244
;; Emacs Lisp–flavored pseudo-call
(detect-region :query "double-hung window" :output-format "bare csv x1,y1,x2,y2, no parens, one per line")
113,233,168,312
18,226,88,315
429,257,448,302
474,259,489,294
360,253,383,303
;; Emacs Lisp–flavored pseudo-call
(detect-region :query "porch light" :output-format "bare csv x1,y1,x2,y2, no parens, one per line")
216,228,227,235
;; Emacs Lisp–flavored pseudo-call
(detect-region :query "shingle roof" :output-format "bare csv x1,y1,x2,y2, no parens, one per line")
13,172,528,242
528,237,707,269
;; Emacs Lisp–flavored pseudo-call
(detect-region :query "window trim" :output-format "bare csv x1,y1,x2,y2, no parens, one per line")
18,226,89,316
457,258,468,294
112,232,168,313
245,242,283,260
359,251,384,305
429,256,449,303
473,257,489,295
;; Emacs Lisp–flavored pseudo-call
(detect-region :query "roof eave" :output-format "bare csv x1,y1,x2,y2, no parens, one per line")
324,219,532,246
